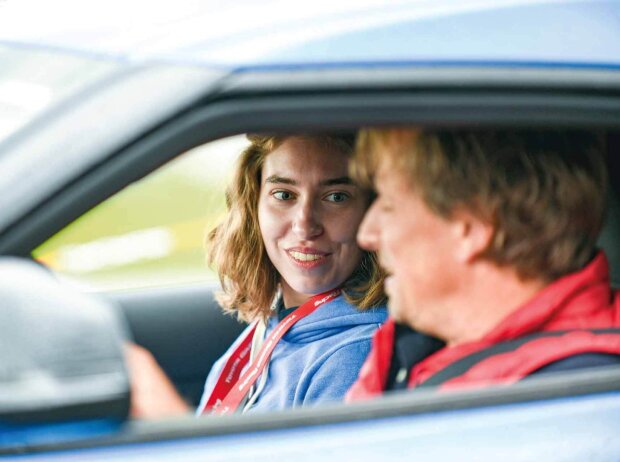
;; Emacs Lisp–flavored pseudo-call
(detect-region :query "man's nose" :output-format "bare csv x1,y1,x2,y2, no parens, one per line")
292,200,323,239
357,201,380,251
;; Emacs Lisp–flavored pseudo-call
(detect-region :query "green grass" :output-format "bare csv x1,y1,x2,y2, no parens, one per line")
33,153,232,291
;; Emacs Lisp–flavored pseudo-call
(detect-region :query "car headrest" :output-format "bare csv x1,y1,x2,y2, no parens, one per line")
599,132,620,287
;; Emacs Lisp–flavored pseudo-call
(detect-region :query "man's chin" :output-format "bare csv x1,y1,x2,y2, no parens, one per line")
387,297,405,323
384,274,395,297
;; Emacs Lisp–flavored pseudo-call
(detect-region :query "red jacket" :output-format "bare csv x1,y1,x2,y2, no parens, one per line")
347,252,620,401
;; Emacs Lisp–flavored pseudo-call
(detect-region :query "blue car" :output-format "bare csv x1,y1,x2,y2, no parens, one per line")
1,1,620,460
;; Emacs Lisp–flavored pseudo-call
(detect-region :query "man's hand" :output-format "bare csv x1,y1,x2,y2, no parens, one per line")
125,343,192,419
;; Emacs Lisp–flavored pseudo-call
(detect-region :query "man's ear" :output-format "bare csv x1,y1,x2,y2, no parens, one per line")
451,209,494,264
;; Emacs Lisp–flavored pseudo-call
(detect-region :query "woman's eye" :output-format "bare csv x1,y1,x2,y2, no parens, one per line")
325,192,349,203
273,191,294,201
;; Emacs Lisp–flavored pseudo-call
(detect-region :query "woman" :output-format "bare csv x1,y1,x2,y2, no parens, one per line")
127,134,386,417
198,134,387,413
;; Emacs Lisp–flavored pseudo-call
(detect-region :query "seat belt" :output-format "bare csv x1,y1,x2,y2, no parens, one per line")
418,328,620,388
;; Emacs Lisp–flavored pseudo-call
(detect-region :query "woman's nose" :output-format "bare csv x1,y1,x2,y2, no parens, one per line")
292,201,323,239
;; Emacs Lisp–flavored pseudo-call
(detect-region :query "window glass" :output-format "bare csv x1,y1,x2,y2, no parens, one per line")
33,135,248,291
0,44,117,143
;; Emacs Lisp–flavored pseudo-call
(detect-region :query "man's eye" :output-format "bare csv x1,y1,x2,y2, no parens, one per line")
325,192,349,203
273,191,294,200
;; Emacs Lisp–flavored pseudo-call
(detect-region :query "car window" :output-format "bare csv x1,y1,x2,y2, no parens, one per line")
33,135,248,291
0,44,118,143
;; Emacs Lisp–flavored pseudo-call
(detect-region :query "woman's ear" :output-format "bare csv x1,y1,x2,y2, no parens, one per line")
450,209,494,264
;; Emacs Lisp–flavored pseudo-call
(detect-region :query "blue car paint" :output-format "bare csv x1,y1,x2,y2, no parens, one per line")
1,0,620,72
6,391,620,461
0,420,123,450
176,0,620,70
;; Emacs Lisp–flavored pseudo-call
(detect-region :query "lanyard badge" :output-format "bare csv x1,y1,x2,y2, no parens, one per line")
200,288,341,415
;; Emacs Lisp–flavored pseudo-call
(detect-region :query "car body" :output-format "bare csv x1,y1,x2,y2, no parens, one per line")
1,0,620,460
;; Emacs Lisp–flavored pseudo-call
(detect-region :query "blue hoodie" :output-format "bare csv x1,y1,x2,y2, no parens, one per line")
199,295,387,413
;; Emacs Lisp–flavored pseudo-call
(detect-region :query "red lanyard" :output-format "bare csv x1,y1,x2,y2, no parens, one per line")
200,288,341,415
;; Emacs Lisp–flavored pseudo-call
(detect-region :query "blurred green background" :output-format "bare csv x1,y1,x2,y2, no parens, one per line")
33,136,246,291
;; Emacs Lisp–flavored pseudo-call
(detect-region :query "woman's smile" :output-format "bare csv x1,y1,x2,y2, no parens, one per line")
286,247,332,268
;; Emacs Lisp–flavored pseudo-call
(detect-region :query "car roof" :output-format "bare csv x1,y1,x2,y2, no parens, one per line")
1,0,619,72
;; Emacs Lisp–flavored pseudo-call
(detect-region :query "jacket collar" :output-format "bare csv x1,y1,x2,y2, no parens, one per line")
409,251,618,386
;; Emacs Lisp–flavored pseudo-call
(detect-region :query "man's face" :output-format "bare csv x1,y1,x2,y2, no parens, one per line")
357,159,462,334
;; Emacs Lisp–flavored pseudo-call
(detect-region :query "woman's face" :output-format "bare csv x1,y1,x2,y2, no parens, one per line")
258,137,368,308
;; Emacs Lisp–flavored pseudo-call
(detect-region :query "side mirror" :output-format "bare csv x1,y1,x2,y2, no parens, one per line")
0,258,130,449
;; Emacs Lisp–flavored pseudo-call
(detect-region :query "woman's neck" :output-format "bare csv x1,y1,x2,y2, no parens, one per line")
282,291,310,309
280,281,311,309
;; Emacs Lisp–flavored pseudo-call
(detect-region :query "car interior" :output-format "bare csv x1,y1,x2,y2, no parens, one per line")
6,128,620,414
109,130,620,410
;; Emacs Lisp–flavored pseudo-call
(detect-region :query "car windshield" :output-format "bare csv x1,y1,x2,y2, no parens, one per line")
0,44,118,144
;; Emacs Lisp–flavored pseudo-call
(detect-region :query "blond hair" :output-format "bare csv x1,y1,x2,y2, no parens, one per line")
208,134,386,322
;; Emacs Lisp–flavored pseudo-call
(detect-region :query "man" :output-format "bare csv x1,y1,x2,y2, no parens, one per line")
346,129,620,399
